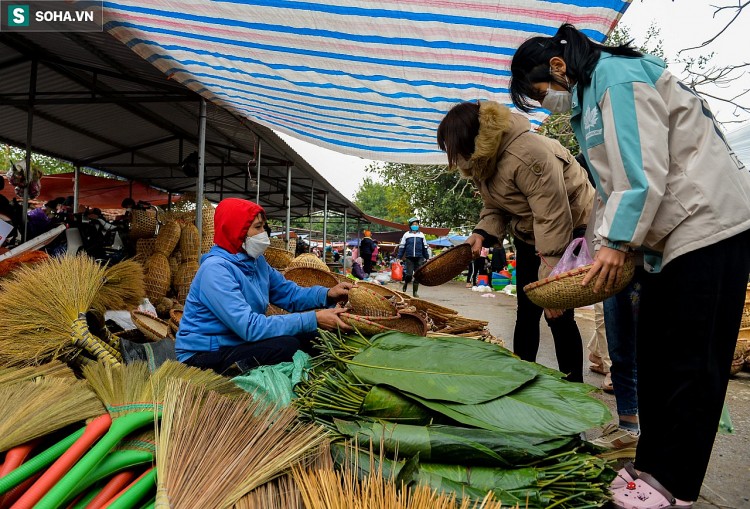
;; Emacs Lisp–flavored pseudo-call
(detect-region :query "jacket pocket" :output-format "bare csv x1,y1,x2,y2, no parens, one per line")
643,185,692,249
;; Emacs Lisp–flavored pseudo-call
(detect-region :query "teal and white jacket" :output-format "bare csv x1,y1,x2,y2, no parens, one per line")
571,53,750,272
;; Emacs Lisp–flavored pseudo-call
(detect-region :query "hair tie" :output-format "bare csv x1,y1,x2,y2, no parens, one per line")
560,39,568,45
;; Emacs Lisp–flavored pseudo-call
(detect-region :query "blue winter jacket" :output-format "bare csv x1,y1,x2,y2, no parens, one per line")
397,231,430,259
175,246,329,361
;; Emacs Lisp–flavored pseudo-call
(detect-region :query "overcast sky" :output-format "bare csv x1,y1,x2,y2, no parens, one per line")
279,0,748,200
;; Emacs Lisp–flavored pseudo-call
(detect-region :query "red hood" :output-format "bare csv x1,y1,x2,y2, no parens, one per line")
213,198,265,254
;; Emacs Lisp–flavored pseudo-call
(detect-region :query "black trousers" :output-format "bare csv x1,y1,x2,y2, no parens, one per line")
634,230,750,501
513,238,584,382
185,335,305,375
403,256,425,284
362,255,374,275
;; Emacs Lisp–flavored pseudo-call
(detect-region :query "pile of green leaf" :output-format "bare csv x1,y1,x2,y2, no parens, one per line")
295,331,616,508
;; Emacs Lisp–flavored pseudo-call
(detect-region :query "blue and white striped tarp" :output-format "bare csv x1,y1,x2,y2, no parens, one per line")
103,0,631,164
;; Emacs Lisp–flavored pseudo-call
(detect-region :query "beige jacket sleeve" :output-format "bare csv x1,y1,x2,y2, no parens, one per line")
474,206,508,243
514,155,574,280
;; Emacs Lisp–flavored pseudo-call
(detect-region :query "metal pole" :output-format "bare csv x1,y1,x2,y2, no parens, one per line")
255,139,262,204
21,59,38,242
343,209,348,274
73,165,80,214
196,98,207,256
308,183,314,252
285,163,292,250
322,192,328,258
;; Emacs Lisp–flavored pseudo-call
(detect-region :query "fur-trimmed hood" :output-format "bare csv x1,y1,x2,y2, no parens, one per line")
461,101,531,181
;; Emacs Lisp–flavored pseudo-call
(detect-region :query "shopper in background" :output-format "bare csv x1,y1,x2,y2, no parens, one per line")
397,217,431,297
359,230,377,276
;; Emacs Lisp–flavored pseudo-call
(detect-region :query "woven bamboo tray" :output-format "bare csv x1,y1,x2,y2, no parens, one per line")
288,253,329,271
130,310,170,342
168,309,183,335
524,255,636,309
265,247,295,270
348,286,398,317
339,312,426,336
414,244,473,286
284,267,339,288
409,297,458,317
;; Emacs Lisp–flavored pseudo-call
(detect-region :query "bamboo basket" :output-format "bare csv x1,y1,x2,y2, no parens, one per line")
154,221,181,256
265,304,289,316
524,255,636,309
288,253,329,271
358,281,405,307
168,254,180,285
134,238,157,264
731,333,749,375
283,267,338,288
438,315,490,334
169,309,183,335
409,297,458,317
174,260,199,303
348,286,398,317
741,284,750,328
339,312,427,336
414,244,473,286
130,310,171,341
130,209,159,240
200,234,214,255
179,223,201,261
264,247,294,270
143,253,172,302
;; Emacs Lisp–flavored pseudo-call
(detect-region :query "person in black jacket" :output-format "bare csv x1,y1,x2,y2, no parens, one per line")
359,230,376,276
397,217,431,297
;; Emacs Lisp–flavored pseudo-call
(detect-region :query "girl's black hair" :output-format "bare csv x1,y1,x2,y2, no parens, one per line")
509,23,641,112
436,101,481,168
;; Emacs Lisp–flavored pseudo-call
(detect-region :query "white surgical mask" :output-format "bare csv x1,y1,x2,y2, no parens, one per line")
542,86,572,113
243,231,270,259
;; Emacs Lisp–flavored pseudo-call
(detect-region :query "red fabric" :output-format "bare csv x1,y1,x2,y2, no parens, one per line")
213,198,265,254
361,213,449,236
1,174,171,209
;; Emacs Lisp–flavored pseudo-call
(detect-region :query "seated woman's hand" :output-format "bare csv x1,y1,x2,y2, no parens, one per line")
327,281,353,302
315,307,352,331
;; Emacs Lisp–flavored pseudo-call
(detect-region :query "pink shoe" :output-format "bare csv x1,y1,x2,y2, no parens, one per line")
611,462,639,490
611,472,693,509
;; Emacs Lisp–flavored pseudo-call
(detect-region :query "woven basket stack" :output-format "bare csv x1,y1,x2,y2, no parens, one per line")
733,284,750,375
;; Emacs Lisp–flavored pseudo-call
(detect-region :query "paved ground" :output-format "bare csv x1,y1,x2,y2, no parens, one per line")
388,280,750,509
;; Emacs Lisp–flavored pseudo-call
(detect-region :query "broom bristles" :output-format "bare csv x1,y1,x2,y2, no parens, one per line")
0,255,106,364
156,378,328,509
0,377,105,452
94,260,146,312
148,360,245,399
0,360,76,386
81,361,153,413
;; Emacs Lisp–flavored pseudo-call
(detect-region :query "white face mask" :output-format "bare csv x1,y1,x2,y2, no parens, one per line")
542,86,572,113
243,231,270,259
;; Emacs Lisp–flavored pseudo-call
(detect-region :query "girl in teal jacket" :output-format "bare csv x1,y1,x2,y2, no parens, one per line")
510,23,750,509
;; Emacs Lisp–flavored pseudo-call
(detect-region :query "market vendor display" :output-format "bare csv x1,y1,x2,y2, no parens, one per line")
176,198,352,374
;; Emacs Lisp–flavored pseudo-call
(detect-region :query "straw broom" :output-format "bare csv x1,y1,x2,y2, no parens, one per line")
93,260,146,314
292,452,505,509
0,361,76,385
35,361,243,508
0,377,104,453
0,255,120,366
156,378,328,509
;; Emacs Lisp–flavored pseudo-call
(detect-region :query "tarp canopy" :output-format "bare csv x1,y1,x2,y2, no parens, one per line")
428,234,469,247
362,213,449,236
103,1,630,164
727,124,750,167
1,173,170,209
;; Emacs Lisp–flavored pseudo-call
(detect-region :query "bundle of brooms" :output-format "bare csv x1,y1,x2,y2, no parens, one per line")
0,255,122,367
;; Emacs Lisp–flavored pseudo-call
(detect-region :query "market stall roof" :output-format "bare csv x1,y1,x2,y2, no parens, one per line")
1,173,171,209
102,1,630,163
727,124,750,167
0,30,365,221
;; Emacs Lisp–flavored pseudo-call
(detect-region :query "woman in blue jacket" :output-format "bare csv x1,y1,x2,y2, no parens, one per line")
176,198,352,374
509,23,750,509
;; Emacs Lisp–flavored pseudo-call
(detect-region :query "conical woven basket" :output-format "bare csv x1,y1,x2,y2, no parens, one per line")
288,253,329,271
179,223,201,261
742,285,750,328
340,312,427,336
168,254,180,285
524,255,636,309
348,286,398,317
130,209,159,239
154,221,181,256
264,247,294,270
134,238,157,264
358,281,405,307
143,253,172,302
130,310,170,342
283,267,339,288
169,308,183,335
414,244,473,286
174,260,199,303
